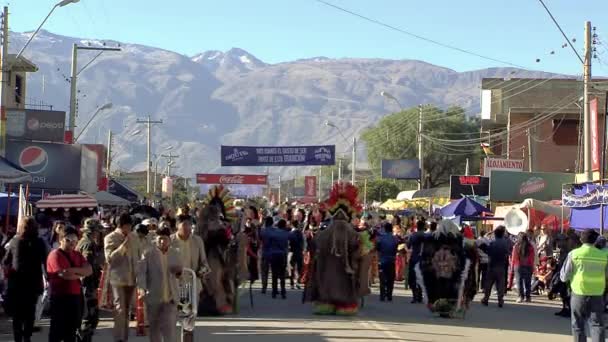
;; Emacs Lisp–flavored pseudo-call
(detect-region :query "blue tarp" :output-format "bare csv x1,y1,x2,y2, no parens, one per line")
440,197,492,217
568,183,607,230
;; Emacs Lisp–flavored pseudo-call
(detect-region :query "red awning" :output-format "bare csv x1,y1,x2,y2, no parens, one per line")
36,194,98,210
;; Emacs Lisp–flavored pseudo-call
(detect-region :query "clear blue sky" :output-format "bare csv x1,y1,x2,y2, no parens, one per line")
7,0,608,75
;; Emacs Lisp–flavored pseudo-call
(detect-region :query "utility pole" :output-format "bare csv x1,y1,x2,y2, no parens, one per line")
67,44,121,143
338,158,342,182
331,169,334,184
364,178,368,208
162,152,179,177
527,128,533,172
0,6,8,156
318,168,322,202
583,21,593,181
352,137,357,184
465,158,470,176
136,116,163,195
105,130,112,179
278,175,282,204
418,104,424,190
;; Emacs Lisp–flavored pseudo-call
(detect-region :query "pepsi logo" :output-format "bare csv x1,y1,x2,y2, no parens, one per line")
19,146,48,174
27,118,40,130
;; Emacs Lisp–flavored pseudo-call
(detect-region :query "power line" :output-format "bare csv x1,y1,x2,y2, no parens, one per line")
315,0,527,69
536,0,584,64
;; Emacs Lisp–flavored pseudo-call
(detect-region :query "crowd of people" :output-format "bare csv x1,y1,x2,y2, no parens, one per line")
0,188,607,342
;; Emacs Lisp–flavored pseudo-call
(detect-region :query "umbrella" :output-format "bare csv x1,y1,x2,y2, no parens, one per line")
440,197,492,217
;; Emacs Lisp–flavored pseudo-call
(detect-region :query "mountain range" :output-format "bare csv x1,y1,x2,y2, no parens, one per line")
9,30,558,180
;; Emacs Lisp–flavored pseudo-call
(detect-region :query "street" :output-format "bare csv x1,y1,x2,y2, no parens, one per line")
13,284,575,342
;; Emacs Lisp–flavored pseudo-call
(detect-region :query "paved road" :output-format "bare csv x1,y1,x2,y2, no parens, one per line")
14,285,576,342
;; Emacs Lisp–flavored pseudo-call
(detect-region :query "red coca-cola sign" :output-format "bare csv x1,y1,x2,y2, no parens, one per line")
196,173,268,185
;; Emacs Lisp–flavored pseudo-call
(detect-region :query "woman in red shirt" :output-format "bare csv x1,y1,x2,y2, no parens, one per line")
512,232,535,303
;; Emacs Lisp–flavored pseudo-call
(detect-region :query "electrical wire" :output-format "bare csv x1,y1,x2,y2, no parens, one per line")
536,0,584,64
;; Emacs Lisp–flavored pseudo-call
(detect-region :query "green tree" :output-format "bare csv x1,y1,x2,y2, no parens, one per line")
365,179,400,202
362,106,481,188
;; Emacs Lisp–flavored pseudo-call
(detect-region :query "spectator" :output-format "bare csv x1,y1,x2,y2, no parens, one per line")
480,226,511,308
561,229,607,342
476,231,490,291
3,217,47,342
104,213,137,342
376,222,399,302
260,216,274,294
47,226,92,342
512,233,535,303
288,219,305,289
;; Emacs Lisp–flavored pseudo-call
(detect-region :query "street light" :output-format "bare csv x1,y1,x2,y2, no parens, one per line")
153,146,173,194
74,103,112,142
380,91,405,111
13,0,80,62
325,120,356,184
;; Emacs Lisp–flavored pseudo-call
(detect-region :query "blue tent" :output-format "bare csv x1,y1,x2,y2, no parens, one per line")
440,197,492,217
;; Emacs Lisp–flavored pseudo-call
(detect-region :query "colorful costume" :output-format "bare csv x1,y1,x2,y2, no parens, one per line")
304,182,367,315
416,220,477,318
196,185,246,315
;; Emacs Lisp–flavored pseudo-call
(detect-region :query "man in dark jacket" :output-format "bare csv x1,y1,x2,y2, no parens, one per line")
376,223,399,302
288,223,305,289
260,216,274,294
268,220,289,299
406,220,426,303
76,219,105,342
480,226,512,308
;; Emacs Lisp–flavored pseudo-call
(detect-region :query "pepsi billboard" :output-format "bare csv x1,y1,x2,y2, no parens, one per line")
6,140,82,190
6,109,66,142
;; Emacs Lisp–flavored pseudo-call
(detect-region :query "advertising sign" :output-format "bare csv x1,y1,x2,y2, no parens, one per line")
304,176,317,197
449,175,490,199
490,170,575,202
6,109,66,142
381,159,420,179
483,158,524,177
591,98,600,171
5,140,82,190
220,145,335,166
562,183,608,207
196,173,268,185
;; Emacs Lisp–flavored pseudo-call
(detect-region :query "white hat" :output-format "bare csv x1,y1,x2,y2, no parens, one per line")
142,218,158,226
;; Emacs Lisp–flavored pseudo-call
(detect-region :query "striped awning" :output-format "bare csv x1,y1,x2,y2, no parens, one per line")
36,194,98,210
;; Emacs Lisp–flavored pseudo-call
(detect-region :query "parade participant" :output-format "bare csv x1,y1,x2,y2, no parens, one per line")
196,185,243,315
137,227,182,342
3,217,47,342
289,218,305,290
47,226,92,342
376,222,399,302
416,220,477,317
304,182,365,315
476,231,490,291
512,233,535,303
561,229,607,342
76,219,105,342
142,218,159,242
407,220,426,303
260,216,274,294
266,219,288,299
480,226,511,308
243,214,260,287
170,215,209,299
134,223,153,257
104,213,137,342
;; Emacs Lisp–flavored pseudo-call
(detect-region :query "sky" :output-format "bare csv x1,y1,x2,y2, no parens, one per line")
6,0,608,76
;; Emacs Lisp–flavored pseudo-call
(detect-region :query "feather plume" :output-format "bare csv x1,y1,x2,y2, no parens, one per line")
325,182,362,220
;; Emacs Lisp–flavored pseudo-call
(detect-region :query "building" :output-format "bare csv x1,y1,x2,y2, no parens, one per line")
481,78,607,174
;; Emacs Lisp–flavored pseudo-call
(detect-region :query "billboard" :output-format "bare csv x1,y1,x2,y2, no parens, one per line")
490,170,575,202
196,173,268,185
220,145,335,166
6,109,66,142
483,158,524,177
304,176,317,197
381,159,420,179
6,140,82,190
449,175,490,199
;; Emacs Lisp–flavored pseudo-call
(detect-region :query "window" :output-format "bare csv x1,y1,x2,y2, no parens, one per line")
552,119,578,146
15,74,23,104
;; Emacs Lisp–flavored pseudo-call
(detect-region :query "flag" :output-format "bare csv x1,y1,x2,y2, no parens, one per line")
17,184,27,228
481,143,494,156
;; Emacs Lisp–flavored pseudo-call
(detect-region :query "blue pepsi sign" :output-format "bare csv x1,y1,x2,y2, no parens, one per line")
221,145,336,166
381,159,420,179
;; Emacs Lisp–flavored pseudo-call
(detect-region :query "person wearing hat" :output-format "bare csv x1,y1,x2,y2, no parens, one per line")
560,229,608,342
137,227,182,342
142,218,159,243
76,219,105,342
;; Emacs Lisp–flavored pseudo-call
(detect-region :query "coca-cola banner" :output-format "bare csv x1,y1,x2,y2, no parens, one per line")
381,159,420,179
304,176,317,197
196,173,268,185
220,145,335,166
489,170,575,202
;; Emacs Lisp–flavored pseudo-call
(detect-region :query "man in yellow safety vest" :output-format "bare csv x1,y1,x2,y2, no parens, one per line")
560,229,608,342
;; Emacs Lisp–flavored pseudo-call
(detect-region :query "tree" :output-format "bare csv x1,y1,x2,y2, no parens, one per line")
362,106,481,188
365,179,400,202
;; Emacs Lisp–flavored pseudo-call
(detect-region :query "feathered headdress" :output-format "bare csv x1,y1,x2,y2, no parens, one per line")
325,182,362,220
203,185,236,222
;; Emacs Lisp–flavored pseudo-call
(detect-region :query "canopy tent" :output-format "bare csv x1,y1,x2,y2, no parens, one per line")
0,192,19,216
396,190,416,201
108,179,141,203
36,194,98,210
0,156,31,183
493,198,570,231
94,191,131,206
379,197,450,211
440,197,492,217
412,187,450,199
